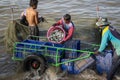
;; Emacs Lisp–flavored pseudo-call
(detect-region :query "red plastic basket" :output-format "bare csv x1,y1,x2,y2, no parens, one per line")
47,26,66,43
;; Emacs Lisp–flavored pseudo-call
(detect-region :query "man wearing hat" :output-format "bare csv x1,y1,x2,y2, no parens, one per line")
94,17,120,80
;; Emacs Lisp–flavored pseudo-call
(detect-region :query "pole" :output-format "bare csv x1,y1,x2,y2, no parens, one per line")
10,6,14,21
96,5,99,18
96,0,100,18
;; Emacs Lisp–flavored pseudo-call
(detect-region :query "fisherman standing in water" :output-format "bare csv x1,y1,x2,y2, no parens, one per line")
94,17,120,80
20,0,45,40
52,14,75,43
25,0,40,40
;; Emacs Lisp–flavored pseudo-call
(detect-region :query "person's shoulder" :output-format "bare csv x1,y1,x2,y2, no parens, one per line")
58,18,63,23
33,9,38,15
26,7,30,11
69,22,74,27
26,7,31,13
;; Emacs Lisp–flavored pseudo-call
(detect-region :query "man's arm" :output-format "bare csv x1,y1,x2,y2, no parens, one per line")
53,19,62,26
34,11,39,25
98,31,109,52
63,27,74,41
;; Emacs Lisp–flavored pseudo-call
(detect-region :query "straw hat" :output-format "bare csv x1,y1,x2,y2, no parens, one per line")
96,17,111,26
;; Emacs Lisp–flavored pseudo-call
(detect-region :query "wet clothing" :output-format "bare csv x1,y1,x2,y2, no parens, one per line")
55,18,74,42
20,10,28,26
29,26,39,40
20,15,28,26
98,26,120,56
23,9,26,16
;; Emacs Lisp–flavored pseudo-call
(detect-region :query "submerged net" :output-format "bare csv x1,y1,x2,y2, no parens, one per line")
4,20,30,52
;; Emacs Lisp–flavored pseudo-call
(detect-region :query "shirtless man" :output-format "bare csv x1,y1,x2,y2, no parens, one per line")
26,0,39,40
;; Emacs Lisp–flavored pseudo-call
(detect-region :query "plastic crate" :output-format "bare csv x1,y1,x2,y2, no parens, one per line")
14,40,46,59
61,59,74,74
64,40,80,58
61,53,95,74
44,42,65,63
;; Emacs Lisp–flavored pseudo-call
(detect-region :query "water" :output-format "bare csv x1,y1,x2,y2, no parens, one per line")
0,0,120,80
0,0,120,28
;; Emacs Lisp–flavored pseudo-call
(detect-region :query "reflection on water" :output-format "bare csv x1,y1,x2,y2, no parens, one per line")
0,46,17,79
0,0,120,80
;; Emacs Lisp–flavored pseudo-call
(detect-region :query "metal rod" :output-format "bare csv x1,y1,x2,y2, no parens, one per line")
10,6,14,21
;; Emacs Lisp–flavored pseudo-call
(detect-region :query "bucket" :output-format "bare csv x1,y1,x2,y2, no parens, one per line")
47,26,66,43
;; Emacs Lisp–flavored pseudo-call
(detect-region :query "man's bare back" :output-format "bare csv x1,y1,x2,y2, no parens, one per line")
26,7,39,26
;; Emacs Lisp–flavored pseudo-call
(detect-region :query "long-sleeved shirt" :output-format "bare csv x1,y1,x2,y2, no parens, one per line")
98,26,120,56
55,18,74,41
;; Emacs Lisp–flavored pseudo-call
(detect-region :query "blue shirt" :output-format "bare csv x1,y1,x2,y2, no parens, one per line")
98,26,120,56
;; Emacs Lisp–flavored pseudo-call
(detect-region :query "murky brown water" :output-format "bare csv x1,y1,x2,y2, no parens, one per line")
0,0,120,80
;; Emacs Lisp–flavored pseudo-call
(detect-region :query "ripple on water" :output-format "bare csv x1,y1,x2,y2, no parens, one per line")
0,46,17,79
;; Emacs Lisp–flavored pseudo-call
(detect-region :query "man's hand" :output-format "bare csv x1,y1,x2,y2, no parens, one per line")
39,16,45,22
61,38,67,44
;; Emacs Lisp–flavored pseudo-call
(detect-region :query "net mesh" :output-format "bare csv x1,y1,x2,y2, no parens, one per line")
4,20,29,52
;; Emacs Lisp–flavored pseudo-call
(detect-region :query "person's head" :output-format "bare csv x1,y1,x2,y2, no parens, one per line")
63,14,71,24
29,0,38,9
96,17,111,29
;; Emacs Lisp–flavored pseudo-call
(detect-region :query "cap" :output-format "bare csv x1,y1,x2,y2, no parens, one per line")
96,17,111,26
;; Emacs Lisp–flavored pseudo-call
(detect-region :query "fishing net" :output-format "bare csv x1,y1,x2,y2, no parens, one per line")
4,20,30,53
